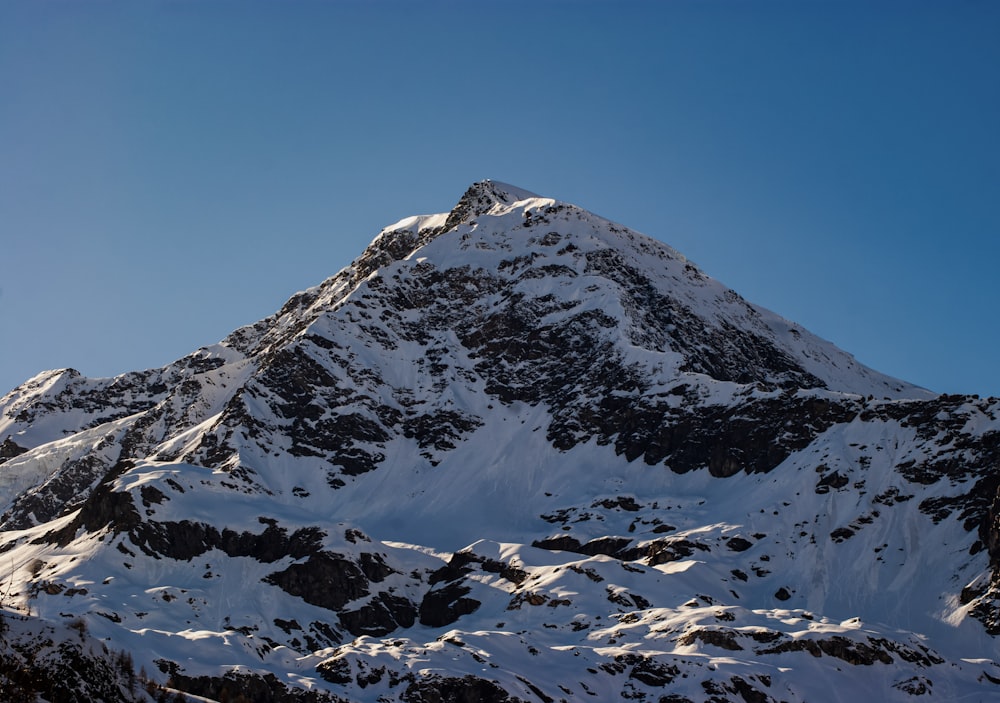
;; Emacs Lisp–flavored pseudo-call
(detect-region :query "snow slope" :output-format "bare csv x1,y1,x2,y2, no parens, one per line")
1,181,998,702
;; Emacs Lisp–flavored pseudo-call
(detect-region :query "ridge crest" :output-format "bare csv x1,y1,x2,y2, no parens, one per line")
443,179,540,230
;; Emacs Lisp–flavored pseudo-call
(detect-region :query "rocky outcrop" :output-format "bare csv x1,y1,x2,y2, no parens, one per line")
161,665,349,703
400,675,524,703
0,437,27,463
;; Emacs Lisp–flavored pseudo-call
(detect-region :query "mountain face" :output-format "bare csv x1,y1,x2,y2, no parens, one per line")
2,180,999,702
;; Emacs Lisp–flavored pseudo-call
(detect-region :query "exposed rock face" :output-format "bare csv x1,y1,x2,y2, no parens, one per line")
0,610,178,703
400,676,522,703
1,181,998,702
0,437,28,462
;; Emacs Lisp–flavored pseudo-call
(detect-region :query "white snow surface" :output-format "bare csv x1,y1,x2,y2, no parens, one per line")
1,181,996,702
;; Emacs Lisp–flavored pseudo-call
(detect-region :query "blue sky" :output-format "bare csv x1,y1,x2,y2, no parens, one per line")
2,0,998,398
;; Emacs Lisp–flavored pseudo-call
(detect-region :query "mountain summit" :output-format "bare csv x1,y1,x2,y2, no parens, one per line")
1,183,998,702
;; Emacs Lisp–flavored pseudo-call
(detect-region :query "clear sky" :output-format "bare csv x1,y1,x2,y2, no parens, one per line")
2,0,998,398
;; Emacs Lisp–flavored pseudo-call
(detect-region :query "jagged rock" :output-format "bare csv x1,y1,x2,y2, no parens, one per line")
418,582,481,627
265,553,372,611
726,536,753,552
400,674,522,703
677,628,744,651
43,461,142,546
163,667,347,702
338,592,417,637
0,437,28,463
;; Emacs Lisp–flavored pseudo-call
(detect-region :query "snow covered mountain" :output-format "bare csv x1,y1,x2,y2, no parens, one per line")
2,180,999,702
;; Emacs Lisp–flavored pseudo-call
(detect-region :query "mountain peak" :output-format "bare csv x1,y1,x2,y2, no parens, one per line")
444,179,542,230
6,182,997,703
351,180,544,285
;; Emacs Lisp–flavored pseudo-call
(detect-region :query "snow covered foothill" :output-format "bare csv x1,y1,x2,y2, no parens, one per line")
1,180,998,702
